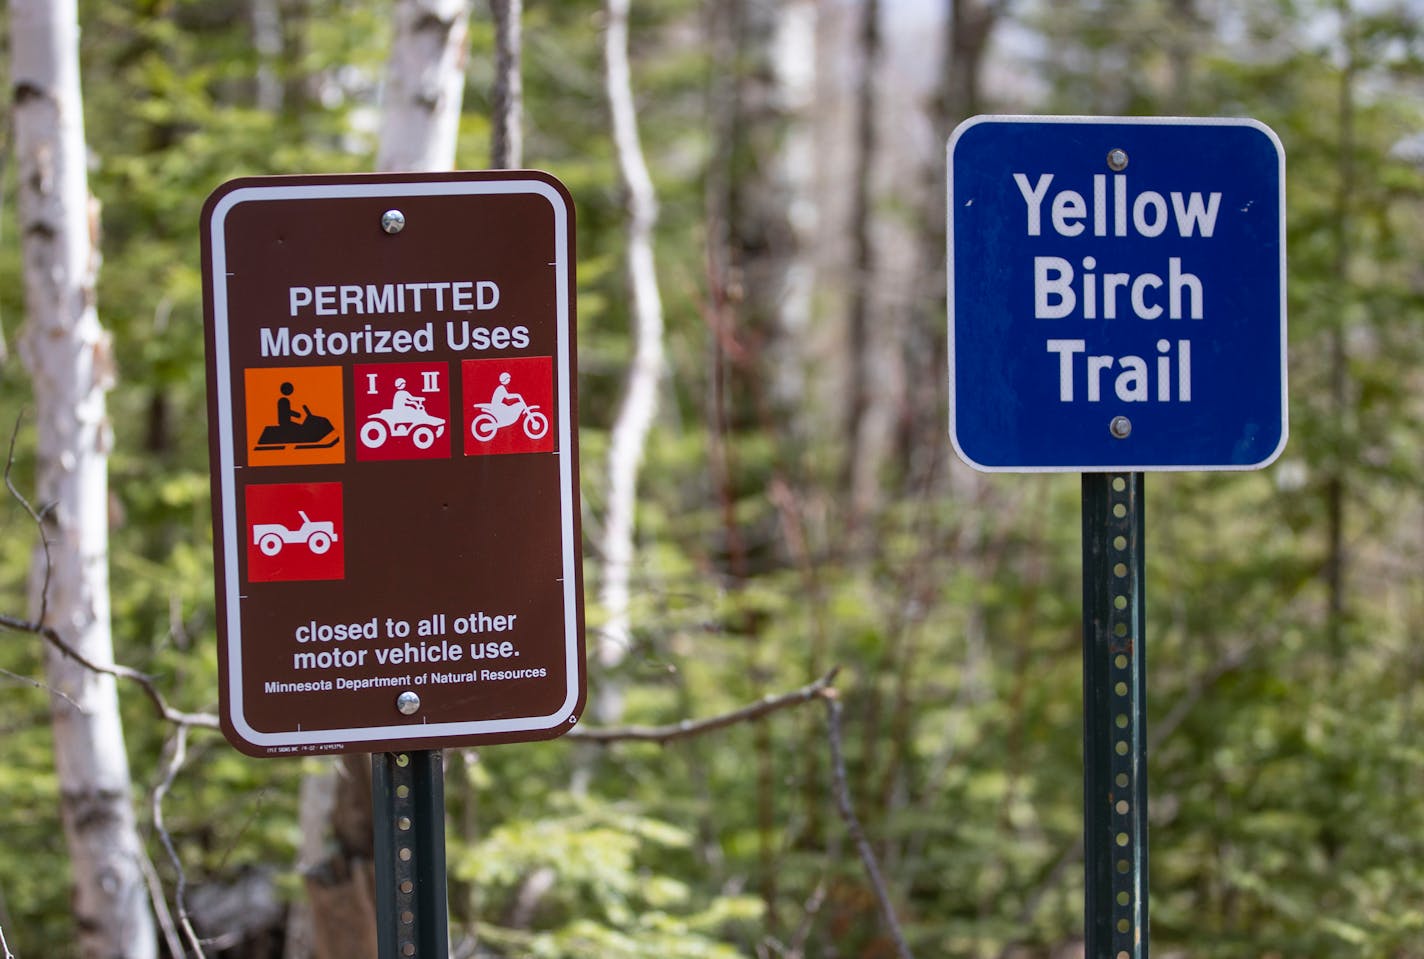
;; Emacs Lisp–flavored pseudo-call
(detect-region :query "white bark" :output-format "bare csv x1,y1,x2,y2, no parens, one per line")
596,0,666,724
9,0,157,956
376,0,473,171
769,0,819,412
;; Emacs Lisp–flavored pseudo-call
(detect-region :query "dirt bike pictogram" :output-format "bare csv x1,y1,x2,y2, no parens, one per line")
470,371,549,442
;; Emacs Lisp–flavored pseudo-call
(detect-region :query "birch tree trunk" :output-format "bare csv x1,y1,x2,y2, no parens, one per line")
593,0,667,726
377,0,473,171
9,1,158,956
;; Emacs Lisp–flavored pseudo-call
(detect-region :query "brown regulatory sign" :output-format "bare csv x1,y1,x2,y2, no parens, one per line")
201,171,585,757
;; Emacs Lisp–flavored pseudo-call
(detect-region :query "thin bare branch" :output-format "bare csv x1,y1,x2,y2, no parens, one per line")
4,410,218,730
823,694,915,959
152,726,207,958
0,920,15,959
138,845,187,959
5,410,52,627
0,664,82,711
0,613,219,729
570,668,839,744
784,874,830,958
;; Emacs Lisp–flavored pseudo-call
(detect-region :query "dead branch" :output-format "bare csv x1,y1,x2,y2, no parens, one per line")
0,664,81,711
139,843,187,958
4,410,51,627
0,921,14,959
571,666,914,954
823,694,915,959
152,726,208,958
0,612,219,729
782,874,830,959
3,412,219,731
568,668,839,744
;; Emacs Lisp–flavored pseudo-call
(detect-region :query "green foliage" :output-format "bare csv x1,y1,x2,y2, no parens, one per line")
452,795,760,956
1,1,1423,957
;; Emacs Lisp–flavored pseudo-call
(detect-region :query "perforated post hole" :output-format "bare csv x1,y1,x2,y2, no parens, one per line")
1082,473,1149,958
372,751,450,959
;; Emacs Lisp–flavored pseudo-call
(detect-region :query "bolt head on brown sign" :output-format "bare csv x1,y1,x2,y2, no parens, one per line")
201,171,585,757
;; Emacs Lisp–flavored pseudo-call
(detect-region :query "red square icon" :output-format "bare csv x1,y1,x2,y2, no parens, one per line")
353,362,452,462
246,483,344,582
462,357,555,456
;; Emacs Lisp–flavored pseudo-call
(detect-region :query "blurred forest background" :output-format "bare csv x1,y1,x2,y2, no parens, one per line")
2,0,1424,957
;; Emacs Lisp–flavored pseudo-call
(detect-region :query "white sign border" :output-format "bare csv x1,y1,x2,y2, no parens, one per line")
946,114,1288,473
209,177,581,751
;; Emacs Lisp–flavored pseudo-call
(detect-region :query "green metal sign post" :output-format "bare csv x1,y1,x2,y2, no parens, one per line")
373,750,449,959
1082,474,1149,958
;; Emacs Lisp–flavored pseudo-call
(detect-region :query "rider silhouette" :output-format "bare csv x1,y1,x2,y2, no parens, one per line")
254,379,338,451
277,382,302,427
490,372,524,411
391,377,423,412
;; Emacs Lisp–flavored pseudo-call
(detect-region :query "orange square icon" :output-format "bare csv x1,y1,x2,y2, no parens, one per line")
244,366,346,467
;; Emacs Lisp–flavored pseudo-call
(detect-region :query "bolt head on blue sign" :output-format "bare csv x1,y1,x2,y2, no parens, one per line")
948,116,1287,472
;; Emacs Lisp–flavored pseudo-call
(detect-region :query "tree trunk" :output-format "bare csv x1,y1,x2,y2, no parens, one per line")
594,0,667,726
704,0,826,927
9,0,158,956
251,0,284,113
377,0,473,171
845,0,891,526
489,0,523,169
1326,3,1356,656
300,758,381,959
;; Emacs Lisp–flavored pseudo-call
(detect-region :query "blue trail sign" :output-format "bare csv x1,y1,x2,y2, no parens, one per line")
948,116,1286,472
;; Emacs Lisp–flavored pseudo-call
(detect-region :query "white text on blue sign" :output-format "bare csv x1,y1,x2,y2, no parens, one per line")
1015,172,1222,405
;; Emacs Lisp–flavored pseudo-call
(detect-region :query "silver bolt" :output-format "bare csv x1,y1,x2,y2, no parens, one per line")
396,691,420,715
381,209,406,234
1107,148,1129,171
1110,416,1132,439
